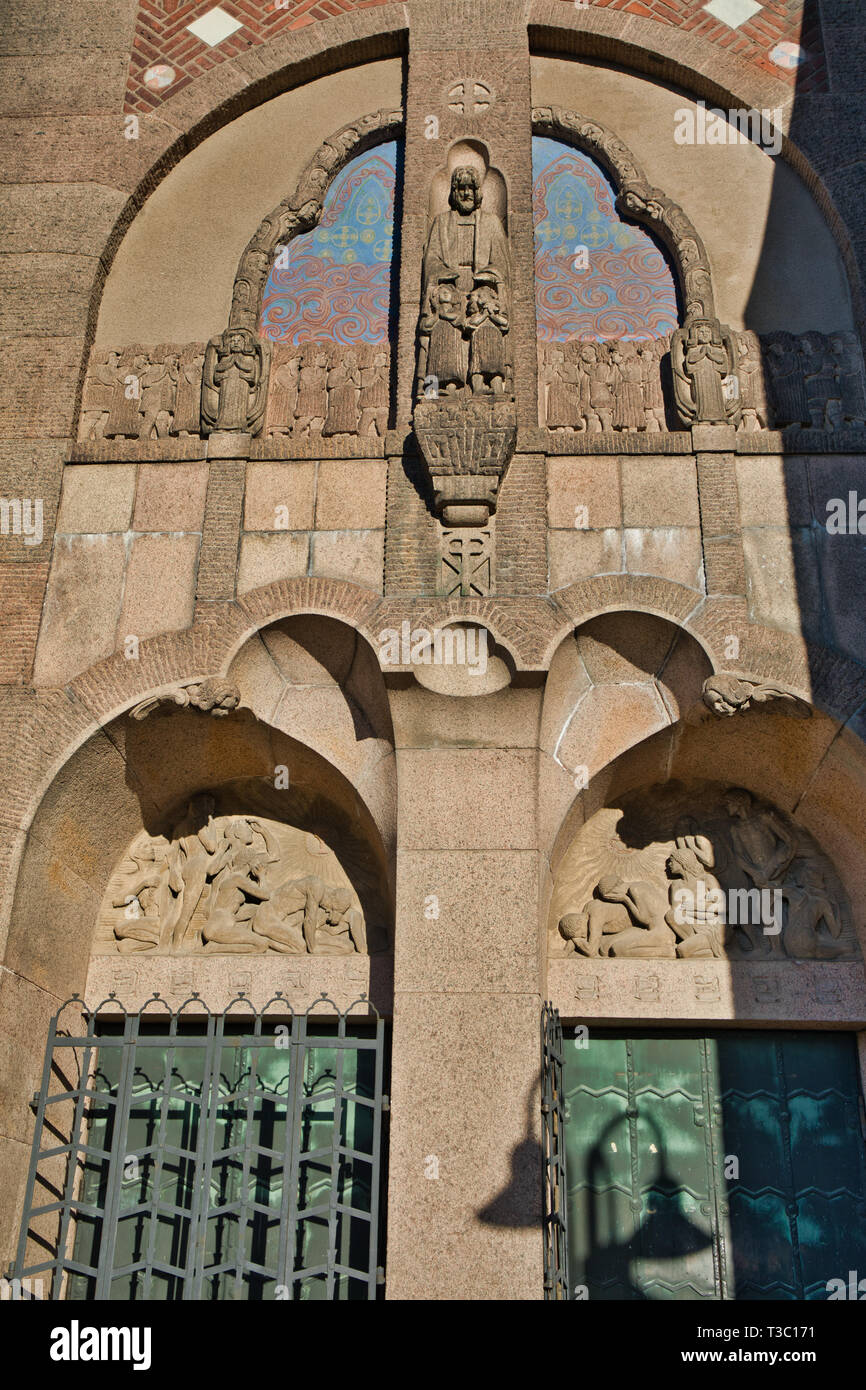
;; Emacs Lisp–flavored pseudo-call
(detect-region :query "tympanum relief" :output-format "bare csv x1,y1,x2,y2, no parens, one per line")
551,783,857,963
95,802,374,957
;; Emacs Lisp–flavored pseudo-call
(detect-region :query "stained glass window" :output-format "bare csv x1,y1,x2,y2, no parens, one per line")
533,136,678,343
260,141,399,347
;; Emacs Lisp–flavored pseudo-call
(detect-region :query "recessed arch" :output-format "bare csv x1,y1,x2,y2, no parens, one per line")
229,109,404,338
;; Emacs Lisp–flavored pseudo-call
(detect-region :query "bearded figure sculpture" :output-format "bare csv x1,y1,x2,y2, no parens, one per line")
416,165,512,399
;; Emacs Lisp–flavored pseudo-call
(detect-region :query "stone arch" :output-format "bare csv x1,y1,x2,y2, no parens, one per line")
229,108,405,335
532,105,713,323
4,681,396,1141
71,12,409,435
538,610,713,858
545,709,866,970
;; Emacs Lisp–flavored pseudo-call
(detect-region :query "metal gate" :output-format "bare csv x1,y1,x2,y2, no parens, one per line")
11,991,387,1301
541,1001,569,1300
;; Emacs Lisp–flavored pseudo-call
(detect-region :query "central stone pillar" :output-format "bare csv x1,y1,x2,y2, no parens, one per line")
385,678,545,1300
384,4,545,1299
395,0,538,431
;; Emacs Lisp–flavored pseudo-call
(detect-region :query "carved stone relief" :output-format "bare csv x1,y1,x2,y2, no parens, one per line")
438,525,493,597
551,782,857,962
536,329,866,435
79,343,206,441
266,341,390,439
130,679,241,721
79,340,389,443
540,337,672,433
414,161,517,528
201,327,270,436
95,803,380,957
671,318,742,428
700,674,811,720
761,329,866,430
416,165,513,403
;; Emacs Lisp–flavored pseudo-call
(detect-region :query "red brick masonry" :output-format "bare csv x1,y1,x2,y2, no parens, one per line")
125,0,825,113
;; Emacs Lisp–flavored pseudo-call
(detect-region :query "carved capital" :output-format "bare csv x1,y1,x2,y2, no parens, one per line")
131,679,241,721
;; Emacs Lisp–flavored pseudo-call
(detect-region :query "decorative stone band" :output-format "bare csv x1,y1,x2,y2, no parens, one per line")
538,329,866,436
228,108,404,336
532,105,716,324
79,340,393,443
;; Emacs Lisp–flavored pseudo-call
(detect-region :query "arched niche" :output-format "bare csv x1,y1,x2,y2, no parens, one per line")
549,777,857,964
533,105,710,324
6,701,394,1011
538,612,713,862
427,140,508,230
226,612,397,861
545,698,866,968
230,109,404,337
533,134,679,343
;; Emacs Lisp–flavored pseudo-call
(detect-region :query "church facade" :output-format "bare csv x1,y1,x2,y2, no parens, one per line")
3,0,866,1301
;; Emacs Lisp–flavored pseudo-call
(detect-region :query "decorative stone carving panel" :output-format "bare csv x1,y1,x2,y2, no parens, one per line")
79,343,206,440
540,336,673,433
79,341,391,442
266,341,390,439
201,328,270,436
413,159,517,526
96,802,384,957
551,782,858,963
536,329,866,435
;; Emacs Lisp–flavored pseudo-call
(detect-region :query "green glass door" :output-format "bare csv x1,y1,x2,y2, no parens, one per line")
563,1030,866,1300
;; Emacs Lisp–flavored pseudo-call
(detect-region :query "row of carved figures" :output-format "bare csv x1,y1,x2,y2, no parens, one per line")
540,329,866,433
80,328,866,442
80,339,391,441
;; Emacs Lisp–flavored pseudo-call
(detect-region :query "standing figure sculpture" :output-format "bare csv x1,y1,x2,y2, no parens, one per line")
201,327,269,435
417,165,512,398
323,347,361,436
671,318,739,426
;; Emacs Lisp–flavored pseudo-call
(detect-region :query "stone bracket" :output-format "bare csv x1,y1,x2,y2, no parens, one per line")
413,396,517,526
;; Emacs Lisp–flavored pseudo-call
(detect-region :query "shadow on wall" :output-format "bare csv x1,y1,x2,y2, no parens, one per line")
478,1079,544,1229
741,0,866,678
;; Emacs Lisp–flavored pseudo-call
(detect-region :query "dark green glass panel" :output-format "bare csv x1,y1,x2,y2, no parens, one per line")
564,1029,866,1301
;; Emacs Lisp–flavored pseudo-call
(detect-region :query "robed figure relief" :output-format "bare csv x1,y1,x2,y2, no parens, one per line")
201,327,269,435
670,318,740,427
417,166,512,399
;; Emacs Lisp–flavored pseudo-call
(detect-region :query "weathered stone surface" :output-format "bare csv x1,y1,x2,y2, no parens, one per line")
57,463,136,534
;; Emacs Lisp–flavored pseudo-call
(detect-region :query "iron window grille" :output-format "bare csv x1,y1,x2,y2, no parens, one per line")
11,990,387,1301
